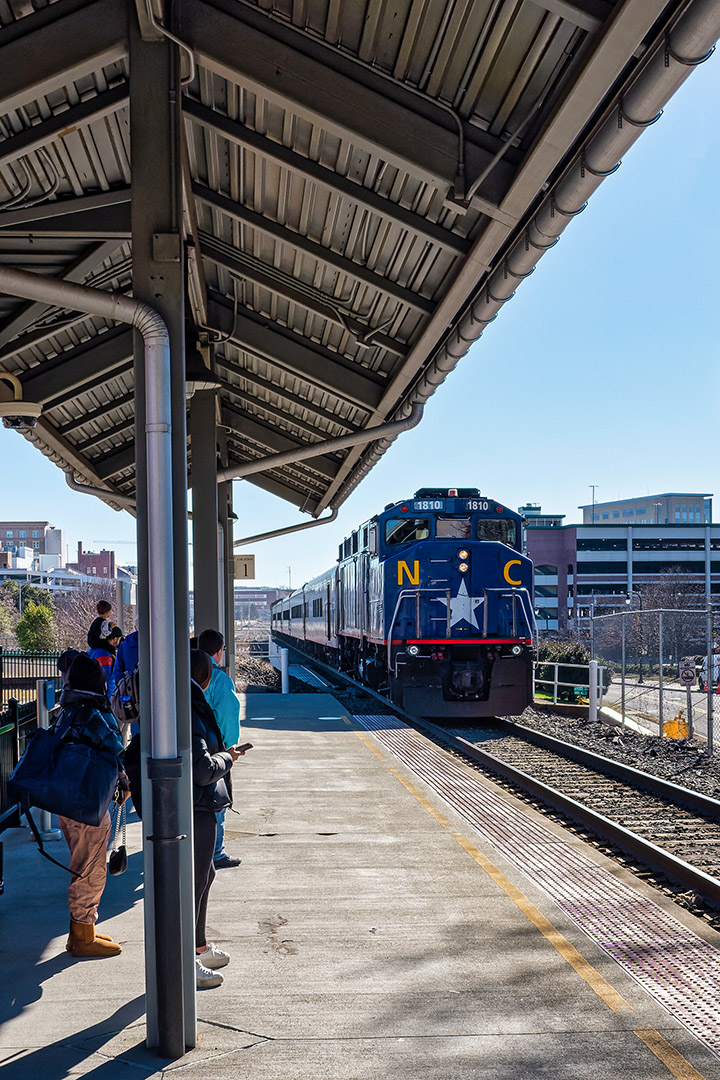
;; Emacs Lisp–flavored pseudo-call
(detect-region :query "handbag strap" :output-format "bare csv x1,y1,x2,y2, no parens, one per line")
23,803,83,878
111,799,126,852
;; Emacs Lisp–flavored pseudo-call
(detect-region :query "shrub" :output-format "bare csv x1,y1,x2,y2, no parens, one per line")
15,602,57,652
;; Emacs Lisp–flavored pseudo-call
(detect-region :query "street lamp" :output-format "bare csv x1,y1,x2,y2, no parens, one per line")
589,484,599,522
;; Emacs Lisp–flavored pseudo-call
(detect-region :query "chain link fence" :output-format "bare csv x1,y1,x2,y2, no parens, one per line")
589,606,719,747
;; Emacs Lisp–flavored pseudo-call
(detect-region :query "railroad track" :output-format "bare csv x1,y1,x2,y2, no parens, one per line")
275,643,720,916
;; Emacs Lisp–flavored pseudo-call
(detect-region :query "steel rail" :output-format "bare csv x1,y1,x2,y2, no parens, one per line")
507,719,720,821
447,729,720,908
277,640,720,907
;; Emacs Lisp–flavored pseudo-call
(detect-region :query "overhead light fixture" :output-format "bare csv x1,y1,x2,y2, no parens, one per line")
185,343,223,397
0,372,42,429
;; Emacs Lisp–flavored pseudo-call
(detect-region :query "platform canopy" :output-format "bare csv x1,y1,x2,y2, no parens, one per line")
0,0,714,514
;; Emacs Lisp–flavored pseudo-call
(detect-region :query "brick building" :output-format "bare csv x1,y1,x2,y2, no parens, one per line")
68,542,116,579
0,520,63,557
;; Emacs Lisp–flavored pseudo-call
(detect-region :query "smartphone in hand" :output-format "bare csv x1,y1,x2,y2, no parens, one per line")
234,742,253,753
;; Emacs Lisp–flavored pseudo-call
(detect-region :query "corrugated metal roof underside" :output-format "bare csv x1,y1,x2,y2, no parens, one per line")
0,0,685,513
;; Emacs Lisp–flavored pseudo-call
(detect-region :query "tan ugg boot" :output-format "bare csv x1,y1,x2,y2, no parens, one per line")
70,920,122,958
65,923,114,952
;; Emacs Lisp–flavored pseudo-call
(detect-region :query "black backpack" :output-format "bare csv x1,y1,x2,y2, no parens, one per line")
110,664,140,728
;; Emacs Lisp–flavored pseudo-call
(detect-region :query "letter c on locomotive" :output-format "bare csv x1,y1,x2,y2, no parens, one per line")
397,560,420,586
503,559,522,585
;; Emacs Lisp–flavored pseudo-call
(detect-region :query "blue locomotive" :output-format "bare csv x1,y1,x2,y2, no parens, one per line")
271,488,536,718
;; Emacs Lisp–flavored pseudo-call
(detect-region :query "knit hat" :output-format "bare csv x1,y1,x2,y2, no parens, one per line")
68,653,107,696
57,648,81,675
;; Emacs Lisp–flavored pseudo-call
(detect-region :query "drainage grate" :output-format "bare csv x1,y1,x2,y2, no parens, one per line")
354,714,720,1059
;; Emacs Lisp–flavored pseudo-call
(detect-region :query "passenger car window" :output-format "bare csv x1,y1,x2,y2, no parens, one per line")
436,517,471,539
385,518,430,545
476,519,517,545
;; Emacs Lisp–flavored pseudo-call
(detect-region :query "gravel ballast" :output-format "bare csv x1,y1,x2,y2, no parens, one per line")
513,707,720,801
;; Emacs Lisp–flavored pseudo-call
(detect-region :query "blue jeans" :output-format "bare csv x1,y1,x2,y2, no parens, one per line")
213,808,227,862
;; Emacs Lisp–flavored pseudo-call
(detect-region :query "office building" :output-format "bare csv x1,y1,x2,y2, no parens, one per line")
526,520,719,636
579,493,712,525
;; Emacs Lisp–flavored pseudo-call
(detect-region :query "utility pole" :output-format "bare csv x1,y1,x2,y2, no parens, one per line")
589,484,599,521
288,566,292,590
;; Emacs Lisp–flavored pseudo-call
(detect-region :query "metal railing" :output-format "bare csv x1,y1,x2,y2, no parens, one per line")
0,696,40,832
534,660,605,710
0,648,60,706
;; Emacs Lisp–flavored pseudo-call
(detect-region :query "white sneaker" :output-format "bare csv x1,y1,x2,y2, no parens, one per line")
196,960,223,989
197,943,230,970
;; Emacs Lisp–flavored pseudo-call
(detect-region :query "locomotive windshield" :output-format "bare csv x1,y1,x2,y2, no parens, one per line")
436,516,471,539
385,518,430,545
476,519,517,545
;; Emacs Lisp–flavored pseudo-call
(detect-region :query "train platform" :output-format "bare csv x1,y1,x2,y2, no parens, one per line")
1,691,720,1078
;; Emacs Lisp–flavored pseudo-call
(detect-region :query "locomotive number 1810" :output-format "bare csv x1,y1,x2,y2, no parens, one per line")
465,499,490,510
413,499,444,510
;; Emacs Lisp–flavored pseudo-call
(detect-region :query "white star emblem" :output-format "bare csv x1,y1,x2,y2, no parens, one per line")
433,578,485,629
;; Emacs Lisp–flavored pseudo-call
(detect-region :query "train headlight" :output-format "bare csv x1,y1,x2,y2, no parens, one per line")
458,562,469,573
408,645,420,656
511,645,522,655
457,549,469,560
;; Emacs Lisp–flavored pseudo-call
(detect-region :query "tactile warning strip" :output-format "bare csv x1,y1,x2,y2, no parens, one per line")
288,665,331,689
355,714,720,1058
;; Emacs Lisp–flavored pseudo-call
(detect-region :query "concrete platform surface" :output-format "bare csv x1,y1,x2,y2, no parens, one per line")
0,693,719,1078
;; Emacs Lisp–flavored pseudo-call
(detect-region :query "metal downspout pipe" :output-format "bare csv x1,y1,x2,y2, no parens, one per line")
233,506,338,548
65,470,137,511
0,265,185,1053
217,402,425,484
335,0,720,504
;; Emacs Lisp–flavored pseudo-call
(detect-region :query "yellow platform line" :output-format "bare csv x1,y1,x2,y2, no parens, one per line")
351,728,710,1080
634,1030,709,1080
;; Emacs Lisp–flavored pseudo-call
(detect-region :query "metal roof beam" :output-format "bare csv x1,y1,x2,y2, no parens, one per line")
0,191,131,238
80,415,135,453
44,360,133,413
199,233,407,359
193,182,433,316
181,0,516,201
0,0,127,117
218,408,341,482
231,467,312,510
222,390,337,443
58,390,135,437
20,325,133,403
0,84,129,171
184,98,469,257
0,241,122,352
530,0,612,33
93,440,136,480
214,352,359,433
207,292,384,411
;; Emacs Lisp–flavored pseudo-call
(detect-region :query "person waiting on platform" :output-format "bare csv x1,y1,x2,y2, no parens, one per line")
108,616,139,700
87,599,112,651
190,649,245,989
89,626,123,685
59,653,129,958
197,628,241,870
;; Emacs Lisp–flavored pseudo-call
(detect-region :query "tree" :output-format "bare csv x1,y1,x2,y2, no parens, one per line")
0,590,17,637
53,582,118,652
0,580,53,613
15,601,57,651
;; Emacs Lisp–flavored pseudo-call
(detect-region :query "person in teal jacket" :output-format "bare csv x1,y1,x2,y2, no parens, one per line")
198,628,241,869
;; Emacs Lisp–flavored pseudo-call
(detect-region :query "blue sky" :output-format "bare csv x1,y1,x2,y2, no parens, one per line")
1,53,718,589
